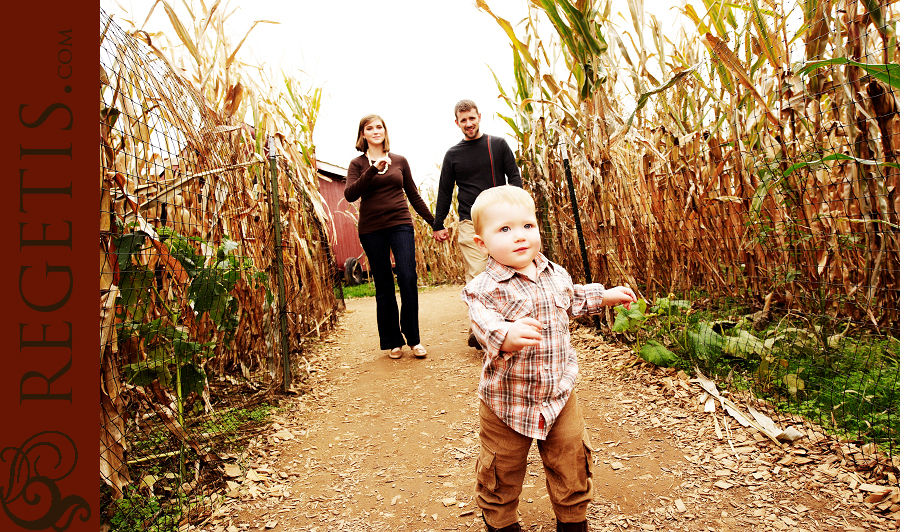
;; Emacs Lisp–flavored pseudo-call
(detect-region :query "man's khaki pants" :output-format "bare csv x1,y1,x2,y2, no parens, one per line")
475,394,595,528
458,220,488,282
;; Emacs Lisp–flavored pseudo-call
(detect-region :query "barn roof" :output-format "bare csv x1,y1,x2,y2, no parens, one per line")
316,160,347,181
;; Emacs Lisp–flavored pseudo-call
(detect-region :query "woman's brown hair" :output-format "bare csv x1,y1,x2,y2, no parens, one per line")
355,114,390,152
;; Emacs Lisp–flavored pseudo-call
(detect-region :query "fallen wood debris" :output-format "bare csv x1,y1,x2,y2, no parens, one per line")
691,368,785,447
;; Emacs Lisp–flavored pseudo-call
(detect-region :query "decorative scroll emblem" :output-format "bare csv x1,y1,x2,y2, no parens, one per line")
1,431,90,530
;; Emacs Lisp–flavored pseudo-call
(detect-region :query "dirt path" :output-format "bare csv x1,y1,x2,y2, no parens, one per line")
204,285,897,532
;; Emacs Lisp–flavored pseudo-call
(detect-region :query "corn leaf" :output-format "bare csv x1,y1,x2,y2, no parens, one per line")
860,0,895,42
784,152,900,177
750,0,785,67
199,0,222,35
622,65,699,132
226,20,280,70
161,0,201,65
681,3,711,36
797,58,900,90
701,33,782,130
478,1,537,70
700,0,732,39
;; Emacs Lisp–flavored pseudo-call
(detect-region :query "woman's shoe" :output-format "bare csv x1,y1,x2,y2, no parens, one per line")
412,344,427,358
389,347,402,359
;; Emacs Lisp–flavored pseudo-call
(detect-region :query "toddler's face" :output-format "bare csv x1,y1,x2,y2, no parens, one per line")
475,202,541,274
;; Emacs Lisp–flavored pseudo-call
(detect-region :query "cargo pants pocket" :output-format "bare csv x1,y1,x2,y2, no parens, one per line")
476,445,498,492
581,429,595,481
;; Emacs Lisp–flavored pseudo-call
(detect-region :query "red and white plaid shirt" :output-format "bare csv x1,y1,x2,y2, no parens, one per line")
461,253,605,440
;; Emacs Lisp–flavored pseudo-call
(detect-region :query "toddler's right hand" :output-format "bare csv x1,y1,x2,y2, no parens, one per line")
501,317,542,352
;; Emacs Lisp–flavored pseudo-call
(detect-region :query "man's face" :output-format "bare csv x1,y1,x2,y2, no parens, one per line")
455,109,481,140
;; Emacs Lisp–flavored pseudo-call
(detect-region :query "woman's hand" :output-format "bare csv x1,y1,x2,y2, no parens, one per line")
373,154,391,173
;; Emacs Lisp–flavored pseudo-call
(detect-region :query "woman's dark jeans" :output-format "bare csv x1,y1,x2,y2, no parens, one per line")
358,224,420,350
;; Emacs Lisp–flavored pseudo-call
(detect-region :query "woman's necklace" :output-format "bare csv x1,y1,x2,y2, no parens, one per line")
366,151,390,175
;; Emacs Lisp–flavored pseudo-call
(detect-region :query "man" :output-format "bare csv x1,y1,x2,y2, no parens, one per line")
433,99,523,348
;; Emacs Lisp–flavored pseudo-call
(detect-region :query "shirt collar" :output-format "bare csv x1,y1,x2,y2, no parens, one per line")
483,252,551,282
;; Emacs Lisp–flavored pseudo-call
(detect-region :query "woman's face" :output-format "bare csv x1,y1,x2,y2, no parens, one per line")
362,119,385,149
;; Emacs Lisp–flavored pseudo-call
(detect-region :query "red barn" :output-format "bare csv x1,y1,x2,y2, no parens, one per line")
316,160,366,284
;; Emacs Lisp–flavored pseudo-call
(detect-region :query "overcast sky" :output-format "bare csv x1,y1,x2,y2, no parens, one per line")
100,0,686,192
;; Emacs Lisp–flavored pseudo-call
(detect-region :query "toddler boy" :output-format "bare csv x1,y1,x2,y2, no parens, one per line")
461,186,637,532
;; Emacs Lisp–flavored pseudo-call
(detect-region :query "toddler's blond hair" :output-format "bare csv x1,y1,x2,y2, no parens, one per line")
471,185,536,235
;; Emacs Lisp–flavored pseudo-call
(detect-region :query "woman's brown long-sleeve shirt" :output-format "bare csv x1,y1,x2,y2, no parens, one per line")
344,153,434,234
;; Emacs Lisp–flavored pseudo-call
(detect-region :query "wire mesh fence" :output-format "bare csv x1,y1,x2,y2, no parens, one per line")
100,10,342,530
482,0,900,494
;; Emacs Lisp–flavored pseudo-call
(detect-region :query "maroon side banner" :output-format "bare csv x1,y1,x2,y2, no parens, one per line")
1,2,96,532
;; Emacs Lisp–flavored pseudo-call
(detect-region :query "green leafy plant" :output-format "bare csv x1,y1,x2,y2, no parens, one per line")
117,228,265,394
198,403,277,438
651,296,691,315
115,227,270,486
609,288,899,451
160,227,269,331
612,298,679,367
612,297,649,333
685,323,726,364
109,486,173,532
638,339,680,367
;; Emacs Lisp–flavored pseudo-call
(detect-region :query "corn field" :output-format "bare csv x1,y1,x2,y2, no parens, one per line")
100,6,341,529
98,0,900,526
479,0,900,490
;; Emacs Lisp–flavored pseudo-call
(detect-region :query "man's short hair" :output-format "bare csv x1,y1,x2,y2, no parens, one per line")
471,185,536,235
354,114,391,152
454,99,479,118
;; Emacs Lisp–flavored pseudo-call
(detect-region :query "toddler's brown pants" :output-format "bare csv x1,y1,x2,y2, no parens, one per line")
475,393,595,528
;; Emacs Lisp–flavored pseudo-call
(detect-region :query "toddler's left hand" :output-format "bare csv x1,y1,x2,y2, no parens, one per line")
604,286,637,309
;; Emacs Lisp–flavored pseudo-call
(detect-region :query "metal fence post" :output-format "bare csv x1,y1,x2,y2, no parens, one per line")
268,137,291,392
562,147,601,329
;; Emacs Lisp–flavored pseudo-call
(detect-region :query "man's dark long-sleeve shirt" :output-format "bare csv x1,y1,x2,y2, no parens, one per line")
433,134,522,231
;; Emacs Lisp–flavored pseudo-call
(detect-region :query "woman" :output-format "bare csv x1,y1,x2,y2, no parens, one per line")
344,114,434,359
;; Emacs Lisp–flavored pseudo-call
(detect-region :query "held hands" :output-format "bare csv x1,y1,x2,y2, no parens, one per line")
432,228,449,242
603,286,638,310
500,317,542,352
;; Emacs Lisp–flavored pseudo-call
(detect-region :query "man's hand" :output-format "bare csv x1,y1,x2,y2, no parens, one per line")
433,228,449,242
500,317,542,352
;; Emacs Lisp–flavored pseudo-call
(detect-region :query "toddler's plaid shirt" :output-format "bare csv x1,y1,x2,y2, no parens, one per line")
461,253,605,440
